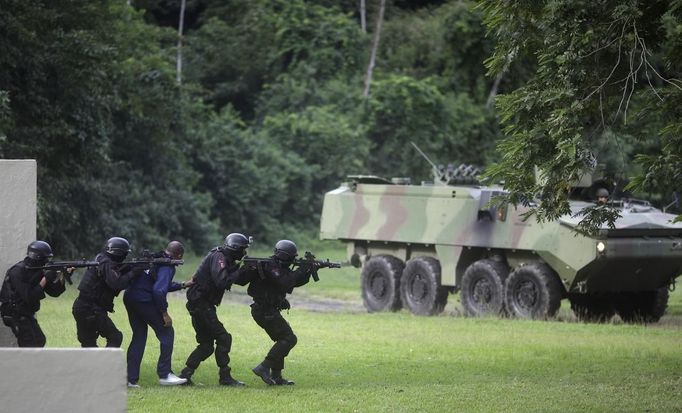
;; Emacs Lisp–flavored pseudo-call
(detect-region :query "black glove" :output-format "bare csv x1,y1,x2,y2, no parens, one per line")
278,298,291,311
44,270,58,283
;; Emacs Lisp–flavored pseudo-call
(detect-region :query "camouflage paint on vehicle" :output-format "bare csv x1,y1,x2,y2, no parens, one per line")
320,174,682,322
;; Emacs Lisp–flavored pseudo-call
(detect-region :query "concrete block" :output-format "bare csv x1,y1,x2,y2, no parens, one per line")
0,159,36,348
0,348,126,412
0,159,37,271
0,325,16,347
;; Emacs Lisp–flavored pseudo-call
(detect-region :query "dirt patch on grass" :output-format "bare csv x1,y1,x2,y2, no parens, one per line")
221,290,367,314
178,290,682,328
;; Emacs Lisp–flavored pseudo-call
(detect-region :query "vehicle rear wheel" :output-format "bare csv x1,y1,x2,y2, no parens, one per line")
400,257,448,316
505,263,563,320
361,255,404,312
569,293,615,323
460,259,509,317
614,288,669,323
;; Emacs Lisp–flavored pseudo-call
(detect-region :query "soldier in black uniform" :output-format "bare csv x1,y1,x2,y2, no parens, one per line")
238,239,319,386
72,237,140,347
0,241,67,347
179,233,250,386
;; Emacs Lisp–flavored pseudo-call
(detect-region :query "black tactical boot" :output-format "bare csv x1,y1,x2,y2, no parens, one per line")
179,367,195,386
252,362,275,385
219,367,245,387
271,369,295,385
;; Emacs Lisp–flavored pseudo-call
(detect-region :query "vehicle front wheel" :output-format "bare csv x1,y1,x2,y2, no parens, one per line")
400,257,448,316
361,255,404,312
569,293,615,323
505,263,563,320
614,288,669,323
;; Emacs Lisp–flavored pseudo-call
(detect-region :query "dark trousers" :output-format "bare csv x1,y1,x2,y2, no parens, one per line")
13,315,46,347
251,304,297,371
124,299,175,383
72,298,123,347
183,302,232,379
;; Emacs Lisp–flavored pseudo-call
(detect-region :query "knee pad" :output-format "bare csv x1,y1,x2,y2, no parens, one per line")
36,334,47,348
216,331,232,350
198,342,215,356
109,330,123,347
284,333,297,348
79,338,98,348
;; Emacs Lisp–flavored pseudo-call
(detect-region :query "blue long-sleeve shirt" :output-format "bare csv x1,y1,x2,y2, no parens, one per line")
124,265,182,313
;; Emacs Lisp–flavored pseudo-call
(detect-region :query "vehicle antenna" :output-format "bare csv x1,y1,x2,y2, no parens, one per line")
411,140,442,170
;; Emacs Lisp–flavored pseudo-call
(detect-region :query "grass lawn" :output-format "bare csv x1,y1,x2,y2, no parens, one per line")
34,244,682,412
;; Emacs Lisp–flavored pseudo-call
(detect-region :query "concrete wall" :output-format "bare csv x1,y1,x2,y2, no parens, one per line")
0,164,127,411
0,348,126,412
0,160,37,346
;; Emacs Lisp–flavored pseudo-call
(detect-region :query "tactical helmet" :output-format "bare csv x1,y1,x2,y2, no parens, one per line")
274,240,297,262
26,240,54,261
596,188,610,198
223,233,250,252
104,237,131,258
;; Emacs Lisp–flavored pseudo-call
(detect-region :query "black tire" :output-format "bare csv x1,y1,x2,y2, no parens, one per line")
614,288,669,324
569,293,615,323
361,255,404,312
400,257,448,316
460,259,509,317
505,263,563,320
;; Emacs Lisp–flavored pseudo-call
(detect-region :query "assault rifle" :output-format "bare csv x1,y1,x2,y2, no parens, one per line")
117,250,184,271
27,260,99,285
242,251,341,282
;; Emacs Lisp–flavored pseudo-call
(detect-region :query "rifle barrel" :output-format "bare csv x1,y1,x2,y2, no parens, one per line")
120,259,184,266
27,261,99,270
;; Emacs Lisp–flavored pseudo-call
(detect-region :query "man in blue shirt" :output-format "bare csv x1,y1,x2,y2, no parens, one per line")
123,241,193,387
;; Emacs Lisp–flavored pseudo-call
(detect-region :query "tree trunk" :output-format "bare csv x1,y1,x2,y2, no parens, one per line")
486,60,509,109
360,0,366,33
363,0,386,98
486,71,504,109
176,0,187,85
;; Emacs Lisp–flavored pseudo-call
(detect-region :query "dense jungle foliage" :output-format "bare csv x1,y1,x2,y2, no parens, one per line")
0,0,680,254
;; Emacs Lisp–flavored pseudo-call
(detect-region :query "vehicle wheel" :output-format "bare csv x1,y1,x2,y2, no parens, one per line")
505,263,563,320
569,293,615,323
614,288,669,323
460,259,509,317
361,255,404,312
400,257,448,316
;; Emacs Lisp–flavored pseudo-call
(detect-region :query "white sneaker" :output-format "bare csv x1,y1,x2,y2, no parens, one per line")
127,382,140,388
159,373,187,386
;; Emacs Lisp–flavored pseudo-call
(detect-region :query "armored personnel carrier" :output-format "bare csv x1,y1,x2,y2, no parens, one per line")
319,162,682,323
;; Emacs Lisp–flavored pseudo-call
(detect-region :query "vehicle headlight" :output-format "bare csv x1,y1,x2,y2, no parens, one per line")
596,241,606,253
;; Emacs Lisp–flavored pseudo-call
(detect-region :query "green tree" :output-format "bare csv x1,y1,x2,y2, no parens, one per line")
480,0,682,229
363,75,499,181
188,106,312,243
261,105,370,217
0,1,218,254
184,0,364,118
